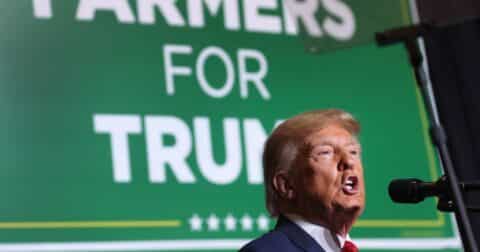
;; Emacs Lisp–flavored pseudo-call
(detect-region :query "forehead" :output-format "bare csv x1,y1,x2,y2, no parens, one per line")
305,124,359,146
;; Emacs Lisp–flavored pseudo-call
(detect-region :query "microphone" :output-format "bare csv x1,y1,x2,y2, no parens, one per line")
388,177,448,203
389,176,480,212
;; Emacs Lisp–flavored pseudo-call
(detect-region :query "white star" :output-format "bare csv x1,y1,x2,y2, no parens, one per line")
241,214,253,231
224,213,237,231
207,214,220,231
257,214,270,231
189,214,202,231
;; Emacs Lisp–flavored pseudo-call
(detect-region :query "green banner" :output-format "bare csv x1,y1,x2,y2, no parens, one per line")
0,1,459,251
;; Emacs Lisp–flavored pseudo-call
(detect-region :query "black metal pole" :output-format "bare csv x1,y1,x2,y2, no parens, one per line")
407,40,478,252
375,24,479,252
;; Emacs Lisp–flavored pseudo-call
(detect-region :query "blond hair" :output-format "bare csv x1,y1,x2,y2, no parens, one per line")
263,109,360,216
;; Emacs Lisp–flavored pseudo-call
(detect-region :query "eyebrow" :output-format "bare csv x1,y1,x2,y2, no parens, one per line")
313,139,360,147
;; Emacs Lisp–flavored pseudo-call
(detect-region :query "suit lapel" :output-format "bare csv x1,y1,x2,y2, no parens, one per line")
275,216,326,252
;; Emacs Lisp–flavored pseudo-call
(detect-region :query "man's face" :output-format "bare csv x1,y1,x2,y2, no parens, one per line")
292,124,365,223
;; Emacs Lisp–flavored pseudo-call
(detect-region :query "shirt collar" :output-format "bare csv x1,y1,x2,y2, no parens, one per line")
285,214,351,252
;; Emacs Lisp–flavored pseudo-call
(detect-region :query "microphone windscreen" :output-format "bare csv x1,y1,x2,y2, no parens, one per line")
388,178,424,203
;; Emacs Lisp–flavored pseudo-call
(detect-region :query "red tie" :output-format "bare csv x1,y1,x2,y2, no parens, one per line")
342,241,359,252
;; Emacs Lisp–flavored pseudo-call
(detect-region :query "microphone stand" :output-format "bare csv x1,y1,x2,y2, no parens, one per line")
430,175,480,212
375,21,479,252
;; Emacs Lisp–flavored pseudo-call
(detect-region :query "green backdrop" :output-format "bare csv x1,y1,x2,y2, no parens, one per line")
0,0,460,251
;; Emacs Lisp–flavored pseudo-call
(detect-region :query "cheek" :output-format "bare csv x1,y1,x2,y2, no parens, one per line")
309,167,339,194
298,160,339,195
357,165,365,185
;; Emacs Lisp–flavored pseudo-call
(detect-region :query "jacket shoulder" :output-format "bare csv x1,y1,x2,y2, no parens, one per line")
239,230,298,252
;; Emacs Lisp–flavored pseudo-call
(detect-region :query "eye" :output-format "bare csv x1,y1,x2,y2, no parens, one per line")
349,148,361,156
310,145,336,160
314,147,334,157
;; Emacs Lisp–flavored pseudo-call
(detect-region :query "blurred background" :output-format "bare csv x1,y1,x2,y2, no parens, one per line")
2,0,480,251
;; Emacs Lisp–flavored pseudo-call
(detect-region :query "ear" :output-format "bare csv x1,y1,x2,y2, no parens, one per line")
273,172,295,200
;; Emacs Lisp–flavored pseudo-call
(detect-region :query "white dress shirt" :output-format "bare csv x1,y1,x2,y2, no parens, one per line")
285,214,352,252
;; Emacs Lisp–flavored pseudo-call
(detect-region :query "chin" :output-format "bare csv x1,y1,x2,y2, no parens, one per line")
335,200,365,216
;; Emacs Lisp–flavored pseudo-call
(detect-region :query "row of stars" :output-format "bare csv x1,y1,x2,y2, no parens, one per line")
188,213,271,232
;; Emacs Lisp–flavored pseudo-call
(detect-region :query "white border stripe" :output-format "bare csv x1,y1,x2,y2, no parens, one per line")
0,238,461,251
358,238,461,250
0,240,248,251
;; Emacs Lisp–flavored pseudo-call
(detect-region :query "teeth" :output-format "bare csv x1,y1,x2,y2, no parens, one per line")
343,176,357,193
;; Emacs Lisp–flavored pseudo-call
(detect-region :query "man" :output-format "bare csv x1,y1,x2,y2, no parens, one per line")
240,109,365,252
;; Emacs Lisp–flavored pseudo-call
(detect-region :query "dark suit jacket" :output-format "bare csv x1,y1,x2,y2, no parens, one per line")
239,216,326,252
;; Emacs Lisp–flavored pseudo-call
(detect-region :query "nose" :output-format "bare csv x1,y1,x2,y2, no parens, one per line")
337,150,354,171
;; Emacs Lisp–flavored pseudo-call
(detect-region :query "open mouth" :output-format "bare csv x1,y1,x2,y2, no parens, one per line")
342,175,359,195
